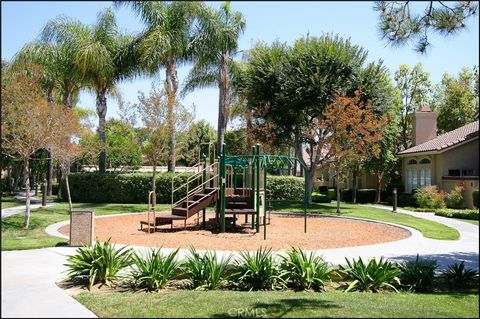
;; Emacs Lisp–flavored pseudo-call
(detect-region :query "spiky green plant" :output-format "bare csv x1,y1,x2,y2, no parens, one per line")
232,247,286,291
398,254,438,292
339,257,400,292
130,248,181,290
441,261,479,288
182,246,232,290
280,247,333,291
64,239,132,290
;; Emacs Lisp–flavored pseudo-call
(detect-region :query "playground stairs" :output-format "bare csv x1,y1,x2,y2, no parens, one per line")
171,187,218,219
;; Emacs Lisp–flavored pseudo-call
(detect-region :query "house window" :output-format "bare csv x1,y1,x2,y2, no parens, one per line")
407,159,432,192
448,168,474,177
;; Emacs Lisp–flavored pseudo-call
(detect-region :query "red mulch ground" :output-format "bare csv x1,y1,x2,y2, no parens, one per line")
59,212,410,251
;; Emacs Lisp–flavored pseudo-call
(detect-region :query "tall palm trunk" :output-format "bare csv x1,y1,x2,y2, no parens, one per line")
47,87,54,196
23,158,31,228
62,80,73,108
97,87,108,173
217,52,230,156
375,166,383,203
246,110,253,154
165,59,179,172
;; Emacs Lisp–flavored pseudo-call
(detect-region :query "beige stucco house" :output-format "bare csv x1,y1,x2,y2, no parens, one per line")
398,109,479,209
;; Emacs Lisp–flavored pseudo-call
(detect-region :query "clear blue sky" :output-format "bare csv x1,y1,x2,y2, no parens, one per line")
2,1,479,128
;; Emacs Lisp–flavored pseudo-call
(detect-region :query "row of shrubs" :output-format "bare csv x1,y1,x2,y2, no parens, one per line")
404,206,479,220
60,173,307,203
413,186,479,210
66,240,479,293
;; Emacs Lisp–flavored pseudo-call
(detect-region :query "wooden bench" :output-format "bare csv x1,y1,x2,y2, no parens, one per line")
140,217,173,233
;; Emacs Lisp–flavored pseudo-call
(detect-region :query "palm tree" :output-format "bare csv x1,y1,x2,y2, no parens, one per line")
182,2,246,156
43,8,140,172
117,1,202,172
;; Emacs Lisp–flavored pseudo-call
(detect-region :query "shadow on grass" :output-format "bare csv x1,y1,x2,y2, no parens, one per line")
211,297,340,318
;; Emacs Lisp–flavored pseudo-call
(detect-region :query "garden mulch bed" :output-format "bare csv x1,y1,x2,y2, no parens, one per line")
58,212,410,251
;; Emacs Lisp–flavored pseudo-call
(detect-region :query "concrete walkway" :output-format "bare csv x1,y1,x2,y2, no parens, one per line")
1,202,57,219
1,247,96,318
1,205,478,318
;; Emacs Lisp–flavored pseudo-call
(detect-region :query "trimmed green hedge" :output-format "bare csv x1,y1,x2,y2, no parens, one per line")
266,176,304,200
312,192,331,203
434,209,479,220
340,189,376,203
61,172,195,204
473,190,479,209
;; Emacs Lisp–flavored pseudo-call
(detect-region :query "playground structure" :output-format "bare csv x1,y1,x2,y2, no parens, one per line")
140,143,308,239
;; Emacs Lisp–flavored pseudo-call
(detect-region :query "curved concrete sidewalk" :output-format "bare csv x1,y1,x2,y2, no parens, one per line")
2,202,57,219
2,205,478,318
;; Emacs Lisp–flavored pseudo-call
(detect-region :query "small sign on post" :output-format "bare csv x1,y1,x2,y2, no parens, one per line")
392,188,397,213
70,210,94,246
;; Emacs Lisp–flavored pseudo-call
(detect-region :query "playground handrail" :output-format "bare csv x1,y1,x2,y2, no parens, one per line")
171,162,219,211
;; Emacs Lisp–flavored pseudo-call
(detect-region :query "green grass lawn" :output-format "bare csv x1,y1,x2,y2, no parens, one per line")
272,201,460,240
1,202,168,251
1,196,27,209
75,290,479,318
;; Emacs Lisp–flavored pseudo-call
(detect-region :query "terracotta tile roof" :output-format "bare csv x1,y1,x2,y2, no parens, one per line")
398,121,479,155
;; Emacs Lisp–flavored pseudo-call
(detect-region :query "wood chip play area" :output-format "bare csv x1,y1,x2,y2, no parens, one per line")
59,212,410,251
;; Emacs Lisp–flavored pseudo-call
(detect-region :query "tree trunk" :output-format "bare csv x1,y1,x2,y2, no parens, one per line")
62,81,73,108
34,172,39,197
294,135,313,203
246,110,253,154
65,172,73,213
375,166,383,203
96,87,108,173
336,179,341,214
23,158,31,229
165,59,179,173
47,87,54,195
217,52,230,156
152,162,157,198
352,164,358,204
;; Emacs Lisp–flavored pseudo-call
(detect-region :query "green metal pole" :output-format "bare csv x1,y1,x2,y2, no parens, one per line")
251,146,256,229
220,145,226,233
263,158,267,240
233,158,237,191
304,165,307,233
256,144,260,233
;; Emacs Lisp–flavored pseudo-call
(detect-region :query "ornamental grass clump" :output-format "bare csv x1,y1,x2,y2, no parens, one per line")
339,257,400,292
398,254,438,292
130,248,181,290
64,239,132,290
182,247,232,290
232,247,286,291
280,247,333,291
441,261,479,288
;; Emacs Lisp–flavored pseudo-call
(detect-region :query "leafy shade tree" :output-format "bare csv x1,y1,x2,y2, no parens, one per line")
359,61,402,203
2,64,61,228
50,107,82,212
245,35,368,202
134,84,194,195
13,37,82,195
43,8,139,172
375,1,478,53
119,1,202,172
394,63,431,151
178,120,217,166
182,1,246,156
322,92,385,214
435,68,479,133
105,119,142,172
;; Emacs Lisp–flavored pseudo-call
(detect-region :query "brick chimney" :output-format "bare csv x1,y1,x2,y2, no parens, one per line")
411,106,438,146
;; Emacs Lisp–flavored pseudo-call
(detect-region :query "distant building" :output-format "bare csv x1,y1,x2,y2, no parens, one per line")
398,108,479,208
